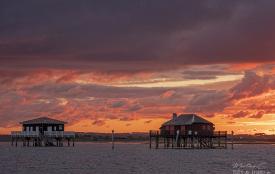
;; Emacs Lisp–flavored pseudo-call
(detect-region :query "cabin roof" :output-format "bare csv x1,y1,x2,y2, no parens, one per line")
20,117,67,125
162,114,212,126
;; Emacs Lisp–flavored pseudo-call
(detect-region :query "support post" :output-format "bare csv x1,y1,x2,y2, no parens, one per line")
172,137,174,148
231,131,234,150
155,131,159,149
225,132,227,149
112,130,114,150
218,131,221,147
149,131,152,149
175,130,179,148
191,137,194,148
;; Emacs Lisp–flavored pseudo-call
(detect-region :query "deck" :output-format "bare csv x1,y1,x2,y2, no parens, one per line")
149,130,232,149
11,131,76,147
11,131,75,138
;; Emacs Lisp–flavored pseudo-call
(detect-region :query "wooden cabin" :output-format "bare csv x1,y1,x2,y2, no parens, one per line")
160,113,215,136
11,117,75,147
149,113,229,149
21,117,66,135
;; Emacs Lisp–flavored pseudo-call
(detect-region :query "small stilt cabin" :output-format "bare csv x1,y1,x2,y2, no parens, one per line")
11,117,75,147
160,113,215,136
149,113,228,149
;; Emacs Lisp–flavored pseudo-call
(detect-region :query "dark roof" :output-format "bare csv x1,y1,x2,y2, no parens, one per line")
20,117,67,125
162,114,212,126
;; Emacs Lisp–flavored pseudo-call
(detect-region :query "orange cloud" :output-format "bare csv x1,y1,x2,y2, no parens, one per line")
1,67,275,135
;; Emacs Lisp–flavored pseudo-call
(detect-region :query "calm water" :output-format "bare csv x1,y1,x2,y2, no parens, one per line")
0,142,274,174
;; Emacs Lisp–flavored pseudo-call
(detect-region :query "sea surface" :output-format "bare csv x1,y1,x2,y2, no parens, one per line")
0,142,274,174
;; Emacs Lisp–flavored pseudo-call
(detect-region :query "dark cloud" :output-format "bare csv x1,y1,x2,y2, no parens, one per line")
231,108,269,119
232,111,249,118
1,1,275,72
144,120,152,124
126,104,143,112
111,100,126,108
185,71,275,118
185,90,230,116
227,121,235,124
231,71,272,99
249,111,265,119
92,120,106,126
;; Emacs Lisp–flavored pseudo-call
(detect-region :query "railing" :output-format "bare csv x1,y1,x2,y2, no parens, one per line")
213,131,227,137
149,130,159,136
11,131,23,137
44,131,75,138
64,131,76,138
11,131,76,138
157,130,225,137
11,131,40,137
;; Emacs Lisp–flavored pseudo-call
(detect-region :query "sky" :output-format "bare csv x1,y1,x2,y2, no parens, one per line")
1,1,275,135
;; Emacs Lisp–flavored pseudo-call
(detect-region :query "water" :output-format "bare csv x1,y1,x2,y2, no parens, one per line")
0,142,274,174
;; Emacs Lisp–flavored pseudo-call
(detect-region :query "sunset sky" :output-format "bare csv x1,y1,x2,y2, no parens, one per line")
1,1,275,135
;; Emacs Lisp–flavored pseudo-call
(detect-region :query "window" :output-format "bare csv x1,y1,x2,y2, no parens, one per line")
59,125,63,131
33,126,36,131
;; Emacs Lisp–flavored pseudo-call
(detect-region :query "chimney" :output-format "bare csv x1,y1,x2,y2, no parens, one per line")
172,113,177,120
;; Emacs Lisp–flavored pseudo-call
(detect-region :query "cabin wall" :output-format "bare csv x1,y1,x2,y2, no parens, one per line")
160,123,214,136
23,124,64,133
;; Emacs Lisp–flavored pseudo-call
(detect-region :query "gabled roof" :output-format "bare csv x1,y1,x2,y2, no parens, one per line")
162,114,212,126
20,117,67,125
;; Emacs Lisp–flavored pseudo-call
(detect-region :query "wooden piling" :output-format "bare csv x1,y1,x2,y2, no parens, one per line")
231,131,234,150
149,130,152,149
225,132,227,149
155,131,159,149
218,131,221,147
112,130,114,150
149,130,228,150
